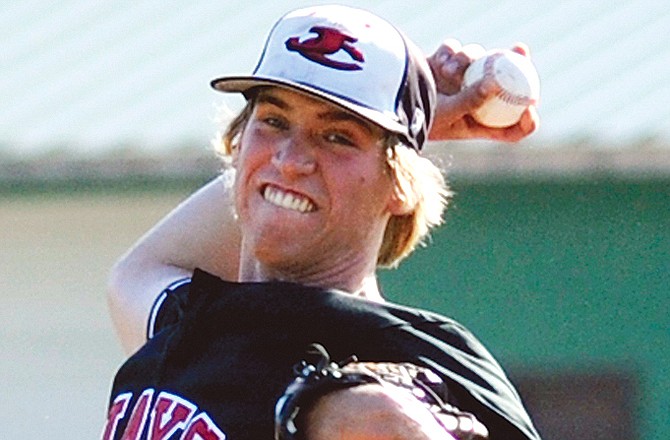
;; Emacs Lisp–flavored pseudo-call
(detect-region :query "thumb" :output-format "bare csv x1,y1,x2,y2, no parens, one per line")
437,77,500,120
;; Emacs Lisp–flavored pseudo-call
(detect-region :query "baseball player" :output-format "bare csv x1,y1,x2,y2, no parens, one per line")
103,5,540,440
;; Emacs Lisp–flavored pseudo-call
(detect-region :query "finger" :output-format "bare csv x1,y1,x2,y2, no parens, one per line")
449,43,486,71
460,43,487,62
487,107,539,143
430,39,466,70
437,38,463,57
428,38,461,70
434,77,499,124
518,105,539,134
431,99,539,143
444,43,486,87
510,42,531,58
431,53,467,96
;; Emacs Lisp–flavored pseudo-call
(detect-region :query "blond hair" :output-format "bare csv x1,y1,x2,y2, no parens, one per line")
213,99,451,268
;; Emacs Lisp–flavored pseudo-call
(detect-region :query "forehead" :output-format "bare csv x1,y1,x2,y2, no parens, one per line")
253,87,385,135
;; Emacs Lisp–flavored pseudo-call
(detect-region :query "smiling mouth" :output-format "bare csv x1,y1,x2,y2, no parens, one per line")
262,185,316,213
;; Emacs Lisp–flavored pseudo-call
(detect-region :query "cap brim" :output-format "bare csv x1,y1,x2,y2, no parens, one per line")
211,75,407,138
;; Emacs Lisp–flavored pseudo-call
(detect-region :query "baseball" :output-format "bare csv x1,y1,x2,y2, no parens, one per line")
462,49,540,128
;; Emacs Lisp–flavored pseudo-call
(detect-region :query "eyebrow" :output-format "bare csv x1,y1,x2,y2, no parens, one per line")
255,92,289,109
255,91,376,135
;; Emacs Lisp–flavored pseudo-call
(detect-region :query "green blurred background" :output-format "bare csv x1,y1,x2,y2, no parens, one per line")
381,175,669,440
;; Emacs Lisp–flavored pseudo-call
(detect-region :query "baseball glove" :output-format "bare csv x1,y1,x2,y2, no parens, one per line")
274,343,489,440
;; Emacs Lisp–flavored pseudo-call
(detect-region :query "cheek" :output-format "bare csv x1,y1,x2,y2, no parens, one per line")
354,173,389,198
232,136,265,206
340,165,393,211
236,133,271,174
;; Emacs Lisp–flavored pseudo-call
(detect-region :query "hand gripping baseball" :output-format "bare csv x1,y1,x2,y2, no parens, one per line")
274,343,489,440
427,40,539,142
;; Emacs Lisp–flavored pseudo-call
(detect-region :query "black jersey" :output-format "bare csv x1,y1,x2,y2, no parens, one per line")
103,269,540,440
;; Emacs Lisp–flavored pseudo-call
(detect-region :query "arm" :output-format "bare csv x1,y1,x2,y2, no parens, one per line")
303,384,458,440
107,174,241,354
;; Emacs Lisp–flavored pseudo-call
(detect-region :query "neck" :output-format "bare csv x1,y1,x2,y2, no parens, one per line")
237,251,384,301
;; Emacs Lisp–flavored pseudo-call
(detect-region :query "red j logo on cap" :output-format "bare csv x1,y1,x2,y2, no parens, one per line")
285,26,364,71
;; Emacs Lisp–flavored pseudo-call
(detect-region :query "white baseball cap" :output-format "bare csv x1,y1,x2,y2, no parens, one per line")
211,5,436,150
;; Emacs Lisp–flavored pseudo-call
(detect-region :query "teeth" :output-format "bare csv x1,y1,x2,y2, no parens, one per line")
263,186,315,213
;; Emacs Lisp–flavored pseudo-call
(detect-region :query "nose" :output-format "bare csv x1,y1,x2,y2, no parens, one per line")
271,135,316,178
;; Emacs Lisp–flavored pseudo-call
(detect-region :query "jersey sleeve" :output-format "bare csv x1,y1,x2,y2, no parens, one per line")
349,301,541,440
146,277,192,340
403,313,542,440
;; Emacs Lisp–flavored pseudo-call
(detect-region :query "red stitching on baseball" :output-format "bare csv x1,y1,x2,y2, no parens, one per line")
483,52,535,106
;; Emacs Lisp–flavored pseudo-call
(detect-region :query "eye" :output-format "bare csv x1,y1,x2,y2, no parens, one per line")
324,131,356,147
262,116,288,130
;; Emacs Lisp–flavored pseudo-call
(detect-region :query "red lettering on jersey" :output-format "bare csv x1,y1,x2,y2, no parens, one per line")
121,389,155,439
104,389,227,439
181,413,227,440
147,392,196,439
101,392,132,440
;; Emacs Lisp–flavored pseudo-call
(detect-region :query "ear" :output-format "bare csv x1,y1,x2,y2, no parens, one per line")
387,189,415,216
229,132,244,168
231,146,240,167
